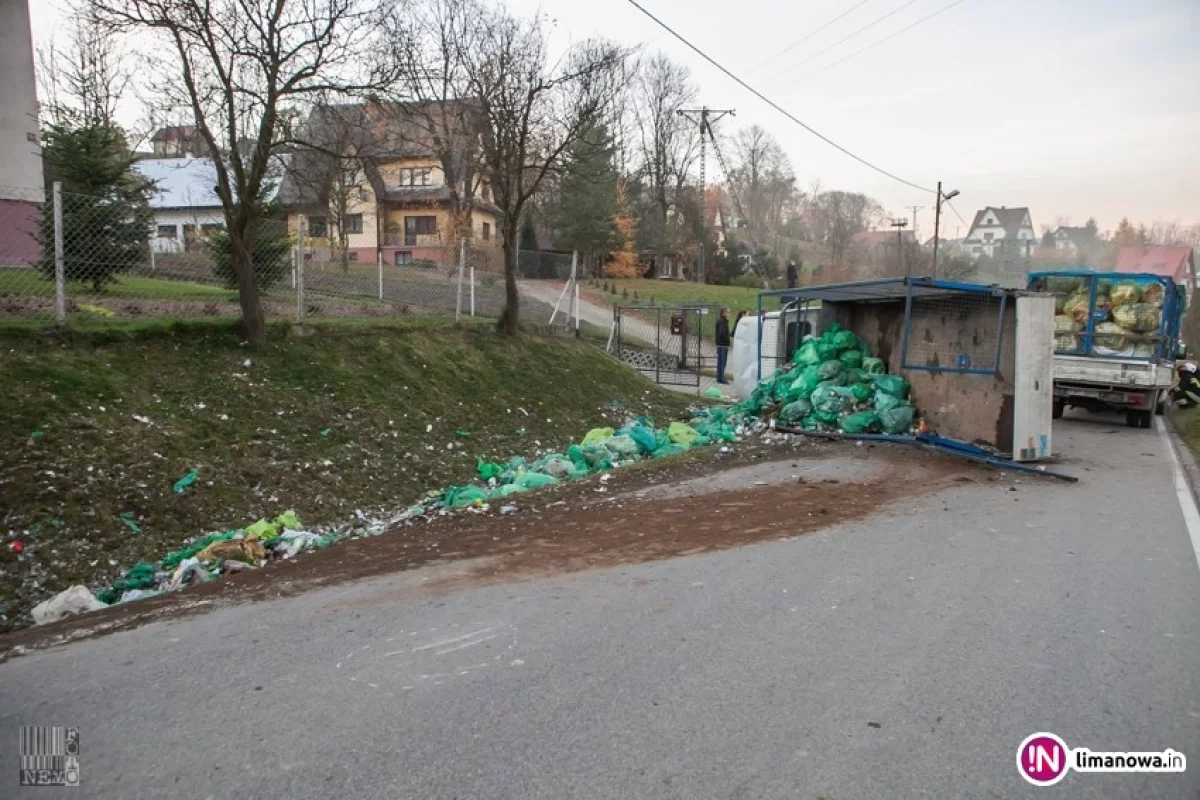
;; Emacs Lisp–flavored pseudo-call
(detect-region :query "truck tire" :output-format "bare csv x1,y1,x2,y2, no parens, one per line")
1156,392,1166,415
1052,399,1065,420
1140,410,1154,429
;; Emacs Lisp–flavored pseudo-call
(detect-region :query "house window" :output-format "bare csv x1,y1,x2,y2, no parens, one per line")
157,224,177,238
398,167,434,187
348,251,359,262
404,215,437,245
481,222,490,241
201,223,224,235
973,246,983,254
394,250,413,266
307,216,327,237
344,214,363,235
983,232,994,242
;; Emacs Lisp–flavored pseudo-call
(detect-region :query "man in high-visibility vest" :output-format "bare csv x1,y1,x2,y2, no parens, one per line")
1172,363,1200,408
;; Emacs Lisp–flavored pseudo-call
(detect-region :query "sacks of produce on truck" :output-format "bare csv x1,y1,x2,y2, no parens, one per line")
1142,282,1165,306
1092,322,1133,356
1112,302,1161,333
1110,282,1141,307
739,322,921,436
1063,293,1091,325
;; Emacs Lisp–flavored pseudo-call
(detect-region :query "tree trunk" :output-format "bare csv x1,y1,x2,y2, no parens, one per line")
498,222,520,336
229,219,265,343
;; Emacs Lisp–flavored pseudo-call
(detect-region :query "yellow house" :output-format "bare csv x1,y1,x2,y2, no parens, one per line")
279,102,502,268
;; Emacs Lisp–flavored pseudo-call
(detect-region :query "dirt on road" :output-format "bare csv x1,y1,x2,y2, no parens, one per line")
0,440,994,658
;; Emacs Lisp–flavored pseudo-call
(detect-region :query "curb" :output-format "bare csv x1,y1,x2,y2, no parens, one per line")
1164,412,1200,507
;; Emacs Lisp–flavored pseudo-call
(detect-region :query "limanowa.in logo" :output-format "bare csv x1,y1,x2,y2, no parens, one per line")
1017,732,1187,787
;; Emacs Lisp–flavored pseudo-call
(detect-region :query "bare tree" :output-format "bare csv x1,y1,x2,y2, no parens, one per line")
459,3,628,334
630,54,699,279
385,0,488,243
809,190,882,269
93,0,399,343
38,6,131,129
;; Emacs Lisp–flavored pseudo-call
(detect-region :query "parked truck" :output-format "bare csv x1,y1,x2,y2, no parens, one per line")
1026,270,1186,428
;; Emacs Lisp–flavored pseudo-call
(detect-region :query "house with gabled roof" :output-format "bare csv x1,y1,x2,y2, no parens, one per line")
963,206,1037,260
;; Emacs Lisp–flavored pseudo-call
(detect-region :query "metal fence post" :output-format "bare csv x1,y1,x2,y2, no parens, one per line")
455,237,465,322
377,250,383,300
571,251,579,333
52,181,65,327
469,258,476,317
296,214,306,325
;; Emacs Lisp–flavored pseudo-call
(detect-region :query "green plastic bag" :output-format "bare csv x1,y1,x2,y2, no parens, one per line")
838,410,879,434
794,339,821,366
513,472,558,490
831,330,858,352
667,421,701,446
605,434,640,458
173,467,199,495
811,386,849,415
582,427,614,446
839,349,863,369
801,414,825,431
445,485,489,507
704,386,724,400
878,404,916,435
861,357,885,375
789,365,822,398
849,382,873,402
566,445,590,471
818,360,845,382
874,391,902,412
626,425,658,454
815,338,839,361
874,374,911,399
845,368,867,384
814,408,841,424
779,399,813,424
652,443,688,458
476,458,504,480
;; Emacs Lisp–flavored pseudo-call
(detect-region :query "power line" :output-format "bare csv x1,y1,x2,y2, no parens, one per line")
623,0,933,193
750,0,872,74
945,199,971,231
798,0,970,81
763,0,918,84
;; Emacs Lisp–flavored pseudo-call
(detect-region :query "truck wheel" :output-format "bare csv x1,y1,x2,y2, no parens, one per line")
1052,400,1065,420
1140,410,1154,429
1156,393,1166,415
1125,410,1141,428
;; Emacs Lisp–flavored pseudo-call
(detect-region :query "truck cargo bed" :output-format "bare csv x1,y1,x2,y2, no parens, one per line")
1052,354,1173,389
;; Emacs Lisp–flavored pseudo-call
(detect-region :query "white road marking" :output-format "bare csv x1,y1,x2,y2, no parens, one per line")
1157,417,1200,571
434,633,500,655
412,627,498,652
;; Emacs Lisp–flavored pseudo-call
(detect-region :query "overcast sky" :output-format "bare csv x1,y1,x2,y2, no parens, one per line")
29,0,1200,237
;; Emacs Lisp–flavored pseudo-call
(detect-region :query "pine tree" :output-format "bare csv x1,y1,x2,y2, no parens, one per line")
519,214,539,251
550,122,622,275
38,122,154,291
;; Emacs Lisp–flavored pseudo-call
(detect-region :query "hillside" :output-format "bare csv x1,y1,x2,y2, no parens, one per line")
0,319,694,628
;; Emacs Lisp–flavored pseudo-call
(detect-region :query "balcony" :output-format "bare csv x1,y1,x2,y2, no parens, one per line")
384,231,442,247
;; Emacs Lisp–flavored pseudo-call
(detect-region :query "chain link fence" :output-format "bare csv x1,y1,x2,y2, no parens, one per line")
0,182,578,326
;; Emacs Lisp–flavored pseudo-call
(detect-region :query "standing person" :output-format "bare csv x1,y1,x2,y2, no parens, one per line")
715,308,732,384
733,309,748,333
786,259,799,289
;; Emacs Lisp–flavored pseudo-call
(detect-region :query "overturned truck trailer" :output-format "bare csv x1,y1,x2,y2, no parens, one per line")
747,278,1056,461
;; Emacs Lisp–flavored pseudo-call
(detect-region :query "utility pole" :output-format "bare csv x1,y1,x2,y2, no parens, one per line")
931,182,960,278
891,218,909,277
678,106,735,283
906,205,924,241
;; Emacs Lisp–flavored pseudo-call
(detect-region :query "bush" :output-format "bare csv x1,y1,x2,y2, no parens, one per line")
207,220,292,291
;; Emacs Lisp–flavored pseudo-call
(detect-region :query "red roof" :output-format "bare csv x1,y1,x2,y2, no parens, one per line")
1114,246,1194,284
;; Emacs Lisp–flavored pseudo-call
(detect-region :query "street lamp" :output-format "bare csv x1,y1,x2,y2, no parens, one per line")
932,182,959,277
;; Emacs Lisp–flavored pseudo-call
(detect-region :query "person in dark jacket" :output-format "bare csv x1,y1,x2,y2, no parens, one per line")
1173,362,1200,408
786,260,799,289
715,308,731,384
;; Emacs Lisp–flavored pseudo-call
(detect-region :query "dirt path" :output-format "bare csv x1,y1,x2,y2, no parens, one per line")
0,440,988,657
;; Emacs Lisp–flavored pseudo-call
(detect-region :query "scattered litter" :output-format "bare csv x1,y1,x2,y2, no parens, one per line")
9,540,24,554
320,428,332,437
243,359,253,367
32,586,108,625
705,386,724,400
516,427,526,436
78,302,115,317
456,429,470,437
172,467,200,495
500,505,518,515
119,511,142,534
133,415,152,424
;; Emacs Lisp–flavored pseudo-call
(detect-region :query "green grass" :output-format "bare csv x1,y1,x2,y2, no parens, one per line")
586,279,770,312
1173,406,1200,458
0,268,235,300
0,319,693,627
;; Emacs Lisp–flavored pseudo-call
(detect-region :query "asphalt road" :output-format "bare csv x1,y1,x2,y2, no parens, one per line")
2,413,1199,799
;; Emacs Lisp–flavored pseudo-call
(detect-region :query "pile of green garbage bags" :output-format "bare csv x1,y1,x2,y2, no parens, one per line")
733,322,918,436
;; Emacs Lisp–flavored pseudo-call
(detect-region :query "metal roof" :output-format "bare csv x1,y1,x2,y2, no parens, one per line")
758,277,1006,304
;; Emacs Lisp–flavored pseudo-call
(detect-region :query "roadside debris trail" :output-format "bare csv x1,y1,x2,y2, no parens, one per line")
37,321,920,625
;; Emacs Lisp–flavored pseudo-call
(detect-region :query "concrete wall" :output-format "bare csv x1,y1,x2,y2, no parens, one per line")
0,0,41,202
821,295,1018,452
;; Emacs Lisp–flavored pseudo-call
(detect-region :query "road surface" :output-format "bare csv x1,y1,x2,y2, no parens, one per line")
2,413,1198,798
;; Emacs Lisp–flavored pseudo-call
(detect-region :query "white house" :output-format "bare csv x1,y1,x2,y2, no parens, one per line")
134,156,288,252
1051,226,1095,256
962,206,1037,260
0,0,42,266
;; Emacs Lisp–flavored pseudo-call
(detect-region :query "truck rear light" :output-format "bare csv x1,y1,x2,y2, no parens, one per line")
1126,393,1146,405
